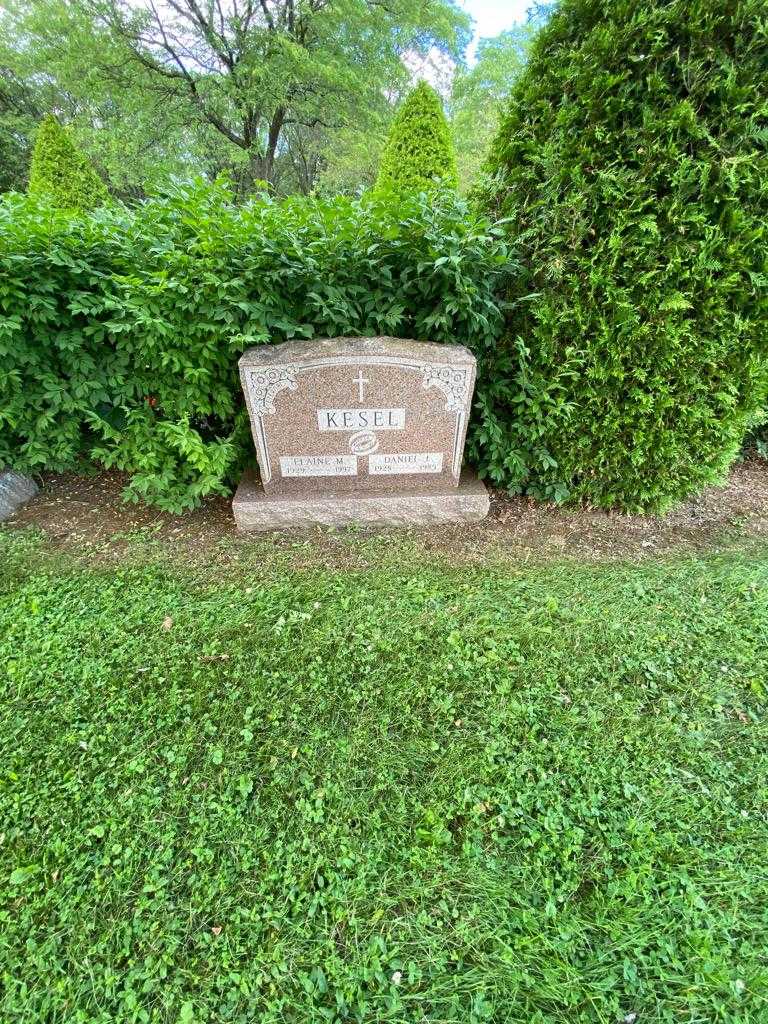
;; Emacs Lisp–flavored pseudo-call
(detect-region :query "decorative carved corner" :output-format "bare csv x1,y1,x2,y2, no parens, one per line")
422,365,470,413
247,366,299,416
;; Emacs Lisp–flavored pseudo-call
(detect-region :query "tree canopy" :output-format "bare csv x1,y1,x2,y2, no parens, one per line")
0,0,470,198
449,28,530,190
0,67,40,193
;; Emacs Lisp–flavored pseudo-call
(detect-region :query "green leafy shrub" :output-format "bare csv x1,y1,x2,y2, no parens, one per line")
480,0,768,511
0,182,509,511
28,114,108,213
376,81,459,193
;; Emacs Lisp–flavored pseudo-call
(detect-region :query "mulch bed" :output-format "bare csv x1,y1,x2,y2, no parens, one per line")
5,458,768,565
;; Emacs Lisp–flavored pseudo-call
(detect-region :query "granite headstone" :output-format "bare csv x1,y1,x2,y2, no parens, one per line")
233,337,489,530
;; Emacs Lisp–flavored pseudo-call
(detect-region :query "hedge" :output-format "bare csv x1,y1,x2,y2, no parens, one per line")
481,0,768,511
0,182,511,512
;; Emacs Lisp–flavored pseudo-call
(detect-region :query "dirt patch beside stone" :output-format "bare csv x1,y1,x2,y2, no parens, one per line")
5,458,768,569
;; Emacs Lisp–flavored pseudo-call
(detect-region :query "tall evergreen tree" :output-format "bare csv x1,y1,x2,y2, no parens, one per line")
376,81,458,193
28,114,107,211
479,0,768,512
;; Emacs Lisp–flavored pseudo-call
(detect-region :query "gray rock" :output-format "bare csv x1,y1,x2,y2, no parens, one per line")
0,471,38,522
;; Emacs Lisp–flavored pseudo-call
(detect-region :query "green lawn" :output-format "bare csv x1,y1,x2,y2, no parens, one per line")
2,530,767,1023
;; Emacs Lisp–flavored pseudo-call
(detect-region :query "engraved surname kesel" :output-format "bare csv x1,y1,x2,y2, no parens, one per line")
317,408,405,432
369,452,443,475
280,454,358,478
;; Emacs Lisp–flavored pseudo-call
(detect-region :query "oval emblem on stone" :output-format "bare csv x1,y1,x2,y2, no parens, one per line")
348,430,379,456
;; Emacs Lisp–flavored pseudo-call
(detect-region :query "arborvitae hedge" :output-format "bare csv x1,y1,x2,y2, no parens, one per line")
376,81,458,193
481,0,768,511
28,114,108,213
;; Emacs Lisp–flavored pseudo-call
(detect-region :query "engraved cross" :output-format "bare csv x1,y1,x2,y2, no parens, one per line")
353,369,369,403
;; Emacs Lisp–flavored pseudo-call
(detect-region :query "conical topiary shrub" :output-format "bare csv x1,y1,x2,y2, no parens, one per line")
28,114,108,212
375,81,458,193
478,0,768,513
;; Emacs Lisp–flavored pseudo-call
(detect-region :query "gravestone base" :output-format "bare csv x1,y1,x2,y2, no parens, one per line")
233,468,489,532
